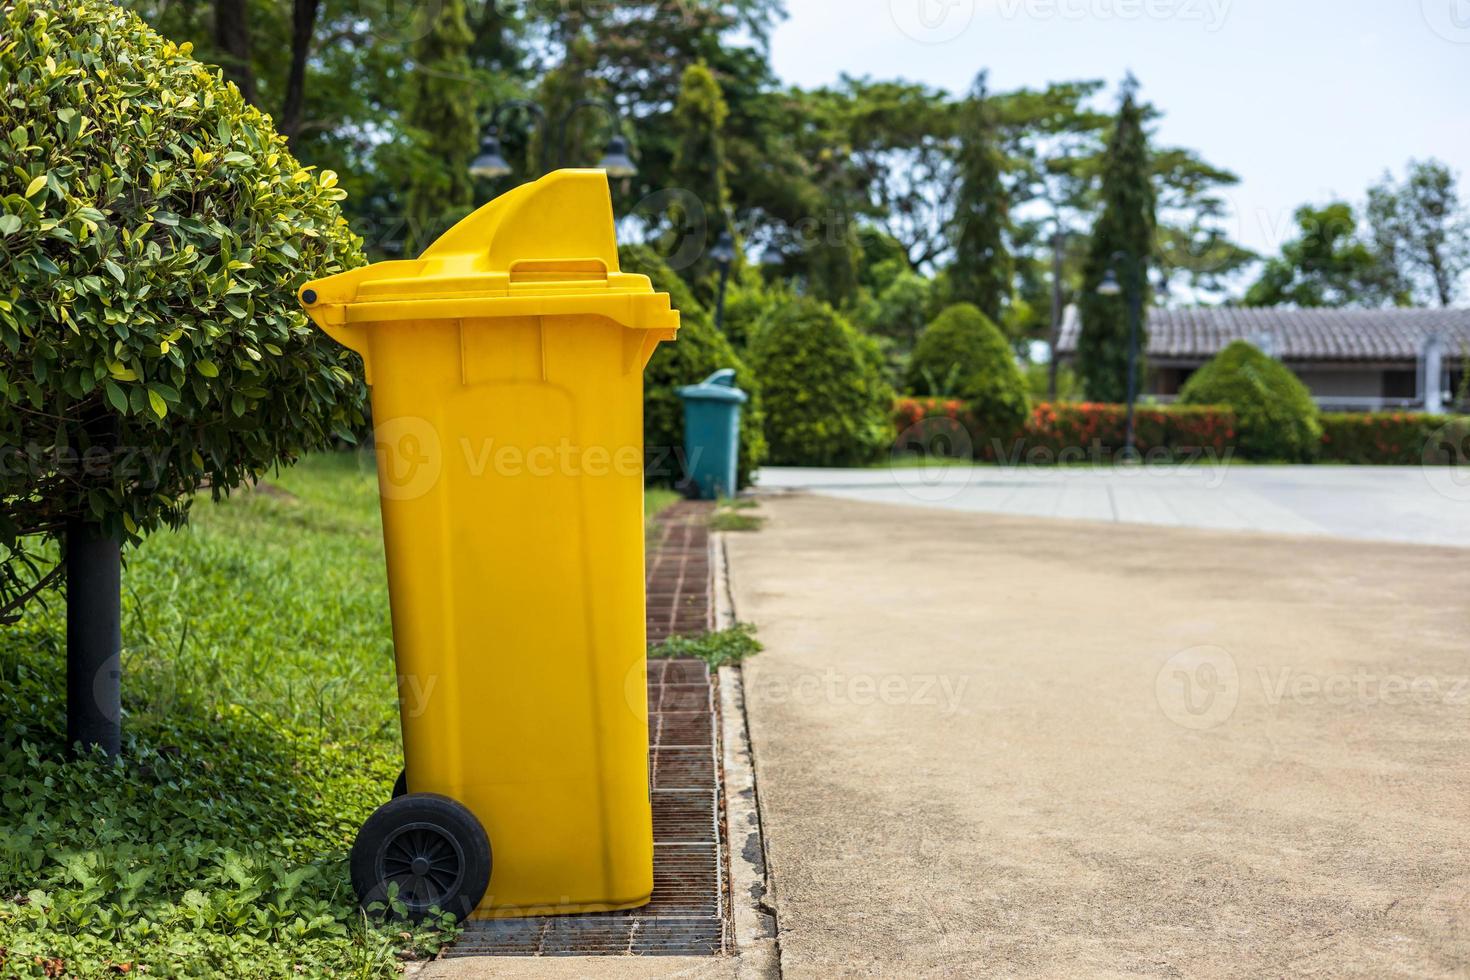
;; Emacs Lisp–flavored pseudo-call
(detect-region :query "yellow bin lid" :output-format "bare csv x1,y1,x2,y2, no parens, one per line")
299,170,680,339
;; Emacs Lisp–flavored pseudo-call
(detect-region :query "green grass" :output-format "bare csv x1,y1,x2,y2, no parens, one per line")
707,498,764,533
0,451,694,978
644,487,681,521
649,623,763,668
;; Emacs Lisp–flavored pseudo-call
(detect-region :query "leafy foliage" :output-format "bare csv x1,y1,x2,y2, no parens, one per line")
621,245,767,489
948,74,1013,324
0,0,366,617
402,0,478,254
748,297,895,467
1365,160,1470,307
906,304,1030,438
1319,412,1470,465
0,455,454,978
893,398,1238,462
1178,341,1321,461
1077,78,1155,402
668,62,734,296
649,622,762,668
1244,202,1400,308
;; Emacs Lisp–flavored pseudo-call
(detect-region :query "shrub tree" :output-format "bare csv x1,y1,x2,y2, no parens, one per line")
1178,341,1320,460
749,297,894,467
0,0,366,747
907,303,1030,436
620,244,766,488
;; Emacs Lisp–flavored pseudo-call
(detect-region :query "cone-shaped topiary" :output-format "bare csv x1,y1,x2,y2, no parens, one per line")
749,296,895,467
1178,341,1321,461
620,244,766,489
0,0,367,615
906,303,1030,436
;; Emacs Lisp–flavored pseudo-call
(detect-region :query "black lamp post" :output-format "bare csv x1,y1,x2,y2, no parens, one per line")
471,98,637,185
710,230,736,334
1096,249,1146,460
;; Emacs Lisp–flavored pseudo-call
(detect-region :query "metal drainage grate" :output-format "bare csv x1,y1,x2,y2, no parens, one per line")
450,658,725,957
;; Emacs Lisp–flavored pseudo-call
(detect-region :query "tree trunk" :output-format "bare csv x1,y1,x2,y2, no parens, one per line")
66,520,121,758
214,0,256,106
279,0,321,142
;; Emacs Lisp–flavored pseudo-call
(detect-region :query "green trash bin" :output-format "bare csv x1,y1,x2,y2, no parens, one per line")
676,369,747,500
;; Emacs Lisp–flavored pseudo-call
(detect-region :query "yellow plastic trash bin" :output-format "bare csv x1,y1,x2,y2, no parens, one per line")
299,170,679,921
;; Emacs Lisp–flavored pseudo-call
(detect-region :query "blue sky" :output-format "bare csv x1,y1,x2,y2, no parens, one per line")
768,0,1469,264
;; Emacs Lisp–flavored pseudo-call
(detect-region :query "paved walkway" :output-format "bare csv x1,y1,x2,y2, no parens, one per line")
727,494,1470,978
756,464,1470,548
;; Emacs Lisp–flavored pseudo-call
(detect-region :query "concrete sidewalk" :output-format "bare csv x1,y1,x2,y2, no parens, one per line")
756,464,1470,548
727,494,1470,977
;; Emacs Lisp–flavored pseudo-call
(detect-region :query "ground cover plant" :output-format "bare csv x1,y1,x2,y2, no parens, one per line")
0,456,682,977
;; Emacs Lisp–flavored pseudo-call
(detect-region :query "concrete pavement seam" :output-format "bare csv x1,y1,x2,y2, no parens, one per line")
713,531,782,980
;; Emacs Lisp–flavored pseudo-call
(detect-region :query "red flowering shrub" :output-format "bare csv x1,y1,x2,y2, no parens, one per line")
893,399,1237,462
1319,412,1470,465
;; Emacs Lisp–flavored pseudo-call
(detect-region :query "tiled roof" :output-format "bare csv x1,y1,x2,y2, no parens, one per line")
1056,306,1470,363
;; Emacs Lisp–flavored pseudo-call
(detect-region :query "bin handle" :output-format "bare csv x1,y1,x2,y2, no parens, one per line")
508,258,609,285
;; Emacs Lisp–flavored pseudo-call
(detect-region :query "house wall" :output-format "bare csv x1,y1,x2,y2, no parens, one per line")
1142,362,1426,410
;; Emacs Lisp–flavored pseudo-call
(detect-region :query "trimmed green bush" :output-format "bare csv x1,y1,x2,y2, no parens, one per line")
1179,341,1321,461
907,303,1030,435
620,244,766,488
749,297,895,467
0,0,366,613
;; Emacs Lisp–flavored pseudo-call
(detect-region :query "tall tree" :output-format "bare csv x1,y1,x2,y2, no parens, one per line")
1151,148,1254,302
402,0,478,255
212,0,254,104
1077,77,1155,403
1367,160,1470,307
1244,203,1395,308
668,61,734,293
947,72,1013,325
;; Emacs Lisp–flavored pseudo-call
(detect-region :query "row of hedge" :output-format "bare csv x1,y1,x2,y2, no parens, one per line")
894,399,1470,465
895,399,1238,462
1320,412,1470,466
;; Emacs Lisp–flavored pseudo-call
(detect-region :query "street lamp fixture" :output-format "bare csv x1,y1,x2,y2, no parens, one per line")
1096,268,1122,297
596,135,638,179
469,132,513,180
474,98,637,187
710,230,737,334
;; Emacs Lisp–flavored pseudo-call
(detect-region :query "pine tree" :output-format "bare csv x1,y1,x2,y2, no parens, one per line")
668,62,733,294
1077,76,1156,402
948,71,1012,326
402,0,477,256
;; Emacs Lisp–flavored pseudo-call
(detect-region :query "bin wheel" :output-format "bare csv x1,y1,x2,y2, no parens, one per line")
392,769,407,799
350,793,491,923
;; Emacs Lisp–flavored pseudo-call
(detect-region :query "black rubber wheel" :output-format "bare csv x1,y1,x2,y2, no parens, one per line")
392,769,407,799
350,793,491,922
